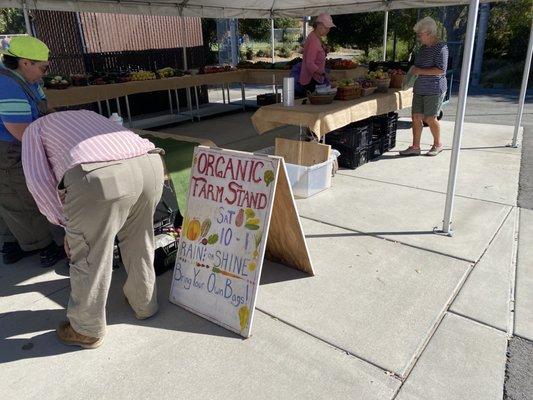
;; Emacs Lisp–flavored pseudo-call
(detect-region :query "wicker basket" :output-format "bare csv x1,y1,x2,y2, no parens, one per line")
307,92,336,105
361,86,377,96
390,74,405,89
373,78,391,93
335,86,361,101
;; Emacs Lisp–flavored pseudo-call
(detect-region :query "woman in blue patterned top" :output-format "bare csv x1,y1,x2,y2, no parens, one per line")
400,17,448,157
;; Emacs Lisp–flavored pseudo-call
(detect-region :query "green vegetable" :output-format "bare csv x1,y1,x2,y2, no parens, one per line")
264,170,275,186
207,234,219,245
245,224,260,230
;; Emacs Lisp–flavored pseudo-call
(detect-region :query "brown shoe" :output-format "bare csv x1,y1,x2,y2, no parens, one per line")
56,321,103,349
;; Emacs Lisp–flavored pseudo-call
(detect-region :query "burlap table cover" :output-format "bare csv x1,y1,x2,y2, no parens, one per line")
251,88,413,139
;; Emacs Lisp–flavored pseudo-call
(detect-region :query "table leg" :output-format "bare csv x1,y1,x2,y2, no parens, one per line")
115,98,122,116
227,84,231,104
125,95,132,126
222,86,226,104
168,90,173,115
241,82,246,110
175,89,180,114
105,99,111,116
186,87,194,121
194,86,200,120
97,101,103,115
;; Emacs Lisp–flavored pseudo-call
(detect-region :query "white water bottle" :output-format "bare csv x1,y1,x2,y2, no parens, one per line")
109,112,123,126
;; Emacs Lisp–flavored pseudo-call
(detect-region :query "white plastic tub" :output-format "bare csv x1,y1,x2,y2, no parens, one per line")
256,146,338,198
285,155,336,198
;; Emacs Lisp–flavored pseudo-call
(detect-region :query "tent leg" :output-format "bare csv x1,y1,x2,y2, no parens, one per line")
382,11,388,61
438,0,480,236
23,2,32,35
271,18,275,92
512,22,533,148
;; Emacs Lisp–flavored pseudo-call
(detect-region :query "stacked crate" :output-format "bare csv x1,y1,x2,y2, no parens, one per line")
370,112,398,159
325,120,373,169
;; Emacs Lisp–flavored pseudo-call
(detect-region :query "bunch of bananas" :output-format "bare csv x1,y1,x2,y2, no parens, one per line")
131,70,156,81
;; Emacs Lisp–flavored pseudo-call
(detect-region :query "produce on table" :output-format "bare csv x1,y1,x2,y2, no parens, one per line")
157,67,176,78
201,65,235,74
70,74,89,86
43,75,71,89
388,69,406,88
131,70,156,81
356,77,375,88
326,58,359,70
388,69,406,76
367,68,390,80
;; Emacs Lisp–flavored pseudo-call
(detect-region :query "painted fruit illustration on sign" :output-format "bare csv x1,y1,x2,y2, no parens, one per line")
264,170,274,186
200,218,211,237
238,305,250,332
235,209,244,227
186,218,201,241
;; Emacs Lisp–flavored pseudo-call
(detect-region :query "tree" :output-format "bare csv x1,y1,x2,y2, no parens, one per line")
328,13,384,55
239,19,270,41
0,8,25,34
485,0,533,61
201,18,218,65
275,18,299,29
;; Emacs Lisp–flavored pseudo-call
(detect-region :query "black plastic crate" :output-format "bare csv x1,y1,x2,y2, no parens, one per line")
326,119,373,150
257,93,281,106
369,140,382,159
331,143,369,170
373,112,398,138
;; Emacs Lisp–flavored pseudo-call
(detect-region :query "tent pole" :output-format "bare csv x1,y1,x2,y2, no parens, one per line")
439,0,480,236
271,18,275,92
382,11,388,61
22,2,32,35
270,18,275,64
512,21,533,148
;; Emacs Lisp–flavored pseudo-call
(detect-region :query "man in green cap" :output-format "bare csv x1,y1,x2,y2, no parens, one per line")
0,35,64,267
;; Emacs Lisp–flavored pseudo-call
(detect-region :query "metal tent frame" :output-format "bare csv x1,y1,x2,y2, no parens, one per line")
6,0,529,236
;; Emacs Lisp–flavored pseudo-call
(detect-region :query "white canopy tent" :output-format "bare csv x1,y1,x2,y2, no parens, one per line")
2,0,529,236
0,0,496,18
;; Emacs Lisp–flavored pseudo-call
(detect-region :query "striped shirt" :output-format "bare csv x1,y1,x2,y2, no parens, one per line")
22,110,156,226
413,42,448,96
0,69,46,142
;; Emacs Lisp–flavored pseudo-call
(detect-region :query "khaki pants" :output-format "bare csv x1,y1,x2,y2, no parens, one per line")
63,153,164,338
0,141,54,251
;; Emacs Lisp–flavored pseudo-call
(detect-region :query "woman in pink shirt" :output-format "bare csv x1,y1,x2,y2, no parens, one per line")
299,13,336,94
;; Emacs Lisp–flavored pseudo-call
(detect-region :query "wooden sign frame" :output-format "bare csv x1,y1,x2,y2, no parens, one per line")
170,146,313,338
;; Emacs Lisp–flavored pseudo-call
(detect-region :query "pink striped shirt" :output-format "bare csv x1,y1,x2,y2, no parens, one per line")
299,32,326,86
22,110,155,226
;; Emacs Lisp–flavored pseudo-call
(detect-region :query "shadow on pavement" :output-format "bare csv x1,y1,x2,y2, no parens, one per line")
1,257,310,364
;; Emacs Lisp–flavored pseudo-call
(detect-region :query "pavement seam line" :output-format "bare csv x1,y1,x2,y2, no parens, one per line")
255,306,404,383
399,264,474,380
508,207,520,337
448,310,507,334
336,173,517,208
300,215,477,264
391,207,514,399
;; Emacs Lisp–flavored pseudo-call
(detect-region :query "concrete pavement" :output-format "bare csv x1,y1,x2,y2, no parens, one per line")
1,112,532,399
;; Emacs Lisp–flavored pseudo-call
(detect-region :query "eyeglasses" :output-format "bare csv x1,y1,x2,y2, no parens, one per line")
29,61,50,74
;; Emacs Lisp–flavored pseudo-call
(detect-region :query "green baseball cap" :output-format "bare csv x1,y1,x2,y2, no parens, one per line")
0,36,50,62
